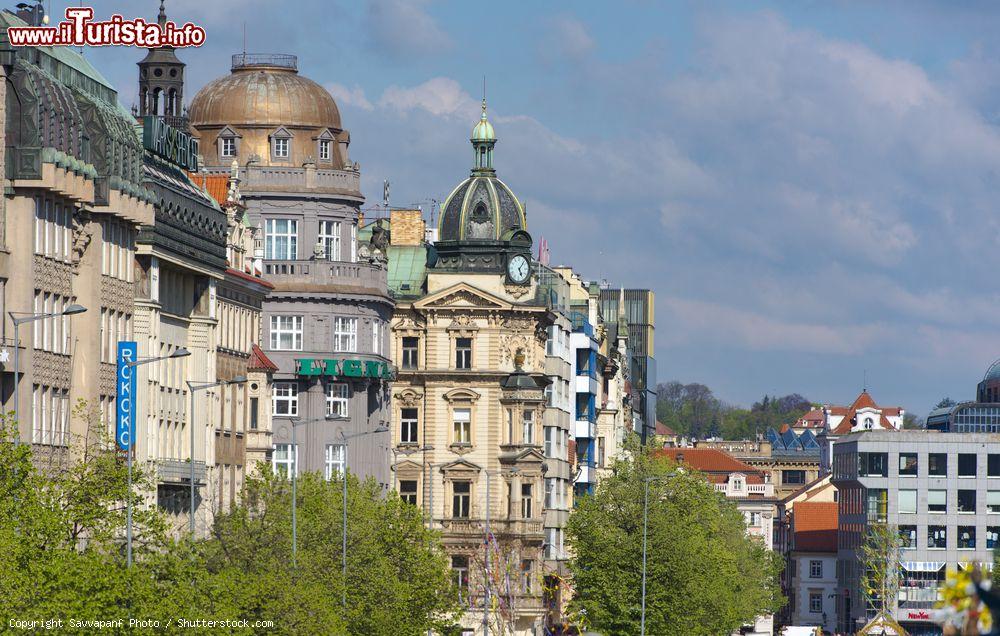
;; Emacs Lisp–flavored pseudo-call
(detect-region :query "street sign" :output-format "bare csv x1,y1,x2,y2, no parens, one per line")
116,341,137,451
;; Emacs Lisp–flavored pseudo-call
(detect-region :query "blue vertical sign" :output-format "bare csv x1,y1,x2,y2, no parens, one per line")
116,341,138,451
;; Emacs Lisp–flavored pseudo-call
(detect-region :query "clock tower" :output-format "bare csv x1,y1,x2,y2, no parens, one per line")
434,98,533,284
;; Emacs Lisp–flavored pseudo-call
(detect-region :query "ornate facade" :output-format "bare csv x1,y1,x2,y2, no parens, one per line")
390,102,554,635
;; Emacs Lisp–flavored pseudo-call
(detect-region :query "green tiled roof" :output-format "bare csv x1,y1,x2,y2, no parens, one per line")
387,245,428,298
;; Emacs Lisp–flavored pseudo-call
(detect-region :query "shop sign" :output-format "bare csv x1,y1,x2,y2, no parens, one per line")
296,358,394,380
143,116,199,170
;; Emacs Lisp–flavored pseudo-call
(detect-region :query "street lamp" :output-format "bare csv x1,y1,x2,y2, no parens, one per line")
641,472,678,636
8,304,87,445
123,346,191,567
185,375,247,536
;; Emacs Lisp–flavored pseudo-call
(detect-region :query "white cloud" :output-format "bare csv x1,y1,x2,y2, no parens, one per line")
377,77,477,117
326,83,373,111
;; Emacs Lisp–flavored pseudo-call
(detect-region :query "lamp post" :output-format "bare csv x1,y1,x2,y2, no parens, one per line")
123,347,191,567
641,472,677,636
186,375,247,536
8,304,87,444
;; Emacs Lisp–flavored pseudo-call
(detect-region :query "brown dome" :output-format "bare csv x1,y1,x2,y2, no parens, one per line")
188,54,341,130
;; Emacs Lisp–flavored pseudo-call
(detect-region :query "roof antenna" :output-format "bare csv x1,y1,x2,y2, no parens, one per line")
863,369,867,392
242,21,246,55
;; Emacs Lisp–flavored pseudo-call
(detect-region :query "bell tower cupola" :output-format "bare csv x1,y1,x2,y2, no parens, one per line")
137,0,187,127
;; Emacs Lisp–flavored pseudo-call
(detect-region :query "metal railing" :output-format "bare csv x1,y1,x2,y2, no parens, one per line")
263,259,387,292
231,53,297,70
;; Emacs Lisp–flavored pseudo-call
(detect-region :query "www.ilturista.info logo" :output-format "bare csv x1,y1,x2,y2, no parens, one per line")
7,7,205,48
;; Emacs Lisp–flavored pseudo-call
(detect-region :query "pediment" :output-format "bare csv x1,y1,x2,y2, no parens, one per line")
314,128,336,141
510,448,546,464
394,459,423,474
414,282,511,311
440,458,482,474
270,126,293,139
217,125,242,139
444,388,480,403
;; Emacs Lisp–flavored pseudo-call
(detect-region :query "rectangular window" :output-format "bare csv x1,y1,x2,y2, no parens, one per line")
400,408,419,444
272,443,297,478
927,489,947,513
521,559,533,594
928,525,947,549
334,317,357,352
898,489,917,514
273,137,289,158
318,220,341,261
453,408,471,445
521,483,533,519
455,337,472,369
453,481,470,518
272,382,298,416
988,491,1000,513
859,452,888,477
898,452,918,476
958,489,977,513
545,477,554,509
544,426,554,457
324,444,345,480
319,139,331,161
371,320,381,355
989,527,1000,550
264,218,297,259
522,409,534,445
989,454,1000,477
249,397,259,430
899,525,917,548
221,137,236,157
350,223,357,262
809,592,822,614
928,453,947,476
452,555,469,598
782,470,806,485
402,337,418,369
269,315,303,350
809,560,823,579
399,480,417,506
866,488,887,522
959,526,976,549
959,453,977,477
326,383,349,418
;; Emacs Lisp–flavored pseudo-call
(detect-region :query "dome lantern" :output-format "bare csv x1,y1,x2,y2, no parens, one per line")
470,98,496,175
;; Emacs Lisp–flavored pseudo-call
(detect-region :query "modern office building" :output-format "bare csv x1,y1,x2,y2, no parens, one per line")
927,359,1000,433
188,52,394,490
832,430,1000,636
0,7,154,466
599,288,655,443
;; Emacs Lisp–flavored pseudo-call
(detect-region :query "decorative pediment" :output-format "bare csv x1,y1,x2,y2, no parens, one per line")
394,388,423,406
440,459,482,476
509,447,546,465
394,313,426,331
443,388,480,403
270,126,293,139
217,125,242,139
414,282,511,311
313,128,336,141
393,459,423,477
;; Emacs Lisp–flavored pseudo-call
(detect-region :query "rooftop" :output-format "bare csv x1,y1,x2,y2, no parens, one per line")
792,501,838,552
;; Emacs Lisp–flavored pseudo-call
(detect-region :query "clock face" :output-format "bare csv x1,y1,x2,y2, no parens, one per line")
508,254,530,283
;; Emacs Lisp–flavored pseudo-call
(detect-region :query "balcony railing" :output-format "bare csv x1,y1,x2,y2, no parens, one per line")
263,259,387,295
158,459,207,485
441,518,545,537
199,164,360,193
231,53,297,70
714,483,774,496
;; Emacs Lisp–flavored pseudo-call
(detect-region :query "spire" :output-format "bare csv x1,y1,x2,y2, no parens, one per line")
158,0,167,28
617,288,629,337
470,90,496,175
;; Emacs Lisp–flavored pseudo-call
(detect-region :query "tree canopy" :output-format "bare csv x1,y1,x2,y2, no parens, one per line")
0,410,460,635
565,447,784,636
656,381,813,440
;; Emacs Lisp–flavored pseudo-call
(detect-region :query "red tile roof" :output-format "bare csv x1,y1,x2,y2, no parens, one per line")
829,390,898,434
792,501,838,552
655,447,766,484
655,421,675,436
188,173,229,205
248,344,278,372
226,267,274,289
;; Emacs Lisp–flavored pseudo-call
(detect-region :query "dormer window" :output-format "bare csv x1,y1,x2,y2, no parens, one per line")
319,140,331,161
315,129,336,164
271,127,293,160
221,137,236,157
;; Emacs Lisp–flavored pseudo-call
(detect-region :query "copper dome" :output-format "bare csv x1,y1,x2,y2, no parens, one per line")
188,54,341,130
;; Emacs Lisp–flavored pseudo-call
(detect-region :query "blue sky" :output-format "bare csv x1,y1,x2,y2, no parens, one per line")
78,1,1000,417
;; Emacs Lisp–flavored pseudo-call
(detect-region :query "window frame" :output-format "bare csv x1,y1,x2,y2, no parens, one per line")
455,336,473,370
271,382,299,416
325,382,349,418
898,452,918,476
400,407,419,444
324,443,345,480
269,315,303,351
401,337,418,369
333,316,358,352
452,481,471,518
452,407,472,446
264,218,298,260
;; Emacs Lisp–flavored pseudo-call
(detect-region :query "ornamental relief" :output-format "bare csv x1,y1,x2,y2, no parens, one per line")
500,334,535,369
504,283,530,299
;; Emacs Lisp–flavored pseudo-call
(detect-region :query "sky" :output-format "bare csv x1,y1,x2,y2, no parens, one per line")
63,0,1000,417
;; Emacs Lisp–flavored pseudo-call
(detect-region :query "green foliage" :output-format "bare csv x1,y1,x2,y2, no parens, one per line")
656,381,812,440
565,448,785,636
0,411,460,635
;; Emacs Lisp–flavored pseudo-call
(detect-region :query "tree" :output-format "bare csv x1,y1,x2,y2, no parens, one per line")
860,523,902,619
565,446,784,636
935,397,957,409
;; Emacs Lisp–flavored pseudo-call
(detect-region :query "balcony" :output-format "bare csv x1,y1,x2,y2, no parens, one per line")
263,259,388,299
575,373,599,395
158,459,207,485
441,518,545,539
714,482,774,497
199,164,360,196
572,419,596,440
576,464,595,484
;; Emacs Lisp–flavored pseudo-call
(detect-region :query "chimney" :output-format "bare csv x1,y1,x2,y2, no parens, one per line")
390,208,426,246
